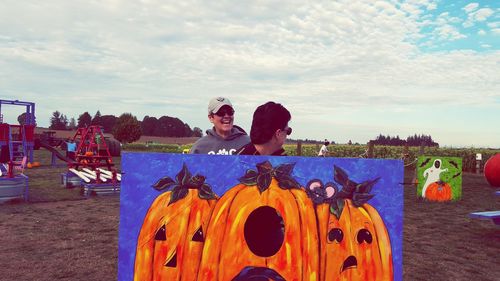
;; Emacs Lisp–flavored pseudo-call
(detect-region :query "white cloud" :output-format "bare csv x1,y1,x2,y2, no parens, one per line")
463,8,495,27
0,0,499,147
462,3,479,13
481,44,491,48
478,29,486,35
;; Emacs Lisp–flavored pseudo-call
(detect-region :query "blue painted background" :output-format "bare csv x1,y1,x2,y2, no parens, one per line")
118,152,404,281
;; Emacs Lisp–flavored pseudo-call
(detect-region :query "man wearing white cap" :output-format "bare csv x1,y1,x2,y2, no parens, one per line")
189,97,250,155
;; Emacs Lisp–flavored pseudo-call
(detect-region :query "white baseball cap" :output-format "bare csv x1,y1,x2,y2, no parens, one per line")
208,97,233,114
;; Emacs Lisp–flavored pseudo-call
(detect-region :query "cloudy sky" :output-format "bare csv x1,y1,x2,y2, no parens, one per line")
1,0,499,147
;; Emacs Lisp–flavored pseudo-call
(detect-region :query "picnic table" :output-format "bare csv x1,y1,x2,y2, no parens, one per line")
469,190,500,225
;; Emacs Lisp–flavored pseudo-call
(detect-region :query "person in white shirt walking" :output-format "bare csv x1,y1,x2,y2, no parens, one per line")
318,140,330,157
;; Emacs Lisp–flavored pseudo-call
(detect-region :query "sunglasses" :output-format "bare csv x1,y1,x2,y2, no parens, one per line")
213,108,234,117
283,127,292,135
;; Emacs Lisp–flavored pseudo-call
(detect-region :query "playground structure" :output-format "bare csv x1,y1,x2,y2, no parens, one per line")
0,99,121,201
52,125,122,196
0,99,35,202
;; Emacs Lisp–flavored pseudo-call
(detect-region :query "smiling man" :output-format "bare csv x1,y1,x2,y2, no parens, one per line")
189,97,250,155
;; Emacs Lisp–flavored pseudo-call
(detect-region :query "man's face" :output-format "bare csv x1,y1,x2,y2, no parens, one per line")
209,105,234,136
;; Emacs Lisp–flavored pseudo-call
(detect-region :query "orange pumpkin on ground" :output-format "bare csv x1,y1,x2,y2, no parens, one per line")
424,181,452,202
307,166,393,281
198,161,319,281
134,164,218,281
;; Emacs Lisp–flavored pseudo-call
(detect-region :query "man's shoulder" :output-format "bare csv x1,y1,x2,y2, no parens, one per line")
235,142,257,155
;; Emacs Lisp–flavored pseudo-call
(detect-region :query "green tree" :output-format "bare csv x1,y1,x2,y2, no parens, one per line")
49,111,68,130
141,116,159,136
100,115,117,133
112,113,142,143
68,117,77,130
91,110,102,126
77,112,92,128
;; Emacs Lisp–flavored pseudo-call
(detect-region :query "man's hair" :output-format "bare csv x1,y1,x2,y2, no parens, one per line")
250,102,291,145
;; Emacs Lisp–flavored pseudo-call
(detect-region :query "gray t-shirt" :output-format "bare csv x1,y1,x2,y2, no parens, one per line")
189,126,250,155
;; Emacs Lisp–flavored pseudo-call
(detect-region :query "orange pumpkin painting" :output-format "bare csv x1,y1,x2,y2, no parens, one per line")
197,161,319,281
134,164,218,281
307,165,393,281
424,181,452,202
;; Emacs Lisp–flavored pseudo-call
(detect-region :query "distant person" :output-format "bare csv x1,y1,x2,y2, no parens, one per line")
189,97,250,155
318,141,330,157
66,139,77,160
236,101,292,156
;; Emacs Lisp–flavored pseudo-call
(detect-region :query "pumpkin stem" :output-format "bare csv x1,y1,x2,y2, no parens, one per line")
154,163,217,205
238,161,300,192
329,166,380,218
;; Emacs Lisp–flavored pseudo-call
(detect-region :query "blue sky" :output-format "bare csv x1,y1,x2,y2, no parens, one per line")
0,0,499,148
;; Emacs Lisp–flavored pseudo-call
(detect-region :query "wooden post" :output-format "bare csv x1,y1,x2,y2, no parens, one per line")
297,141,302,156
403,143,409,158
367,141,374,158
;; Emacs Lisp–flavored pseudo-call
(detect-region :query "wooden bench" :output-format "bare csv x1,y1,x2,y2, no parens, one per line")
469,211,500,225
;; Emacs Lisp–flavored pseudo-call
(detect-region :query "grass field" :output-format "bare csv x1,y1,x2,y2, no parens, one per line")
0,147,499,280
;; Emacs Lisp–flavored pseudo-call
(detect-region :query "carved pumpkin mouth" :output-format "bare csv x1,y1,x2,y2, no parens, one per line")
341,255,357,272
232,266,286,281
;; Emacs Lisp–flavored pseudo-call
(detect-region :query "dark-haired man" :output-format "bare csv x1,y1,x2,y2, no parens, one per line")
236,101,292,156
190,97,250,155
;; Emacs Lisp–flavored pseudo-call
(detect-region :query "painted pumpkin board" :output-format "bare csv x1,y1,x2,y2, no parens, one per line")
118,152,403,281
416,156,462,201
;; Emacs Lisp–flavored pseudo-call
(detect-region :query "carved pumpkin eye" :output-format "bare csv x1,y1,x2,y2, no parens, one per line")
192,226,204,242
328,228,343,243
357,229,373,244
155,224,166,241
244,206,285,257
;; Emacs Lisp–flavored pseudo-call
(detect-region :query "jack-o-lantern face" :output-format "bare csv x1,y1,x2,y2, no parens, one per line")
134,164,218,281
309,166,393,281
318,200,393,281
198,161,319,281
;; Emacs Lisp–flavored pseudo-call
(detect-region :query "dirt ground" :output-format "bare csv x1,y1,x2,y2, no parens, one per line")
0,169,499,281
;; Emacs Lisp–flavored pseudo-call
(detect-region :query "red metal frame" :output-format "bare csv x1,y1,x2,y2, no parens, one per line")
71,126,113,169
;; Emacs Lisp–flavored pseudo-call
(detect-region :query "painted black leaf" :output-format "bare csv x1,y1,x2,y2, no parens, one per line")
276,174,300,190
198,184,217,200
175,163,192,186
352,193,375,207
334,165,349,186
169,186,189,205
152,176,176,191
188,174,206,188
256,173,272,193
256,161,273,174
356,178,380,194
238,169,258,186
274,163,295,178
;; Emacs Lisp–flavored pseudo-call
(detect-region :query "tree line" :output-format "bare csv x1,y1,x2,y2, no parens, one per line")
371,134,439,147
17,110,202,144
